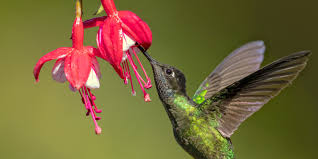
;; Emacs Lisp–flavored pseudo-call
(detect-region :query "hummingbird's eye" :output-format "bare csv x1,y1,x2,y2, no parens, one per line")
166,69,173,75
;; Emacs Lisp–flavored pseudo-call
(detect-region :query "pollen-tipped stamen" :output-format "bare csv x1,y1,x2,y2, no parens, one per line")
131,47,152,89
84,88,100,120
126,51,150,101
80,87,102,134
126,52,148,87
87,88,102,113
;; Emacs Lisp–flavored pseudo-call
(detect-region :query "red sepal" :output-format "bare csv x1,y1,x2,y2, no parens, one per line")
33,47,71,82
100,18,124,78
64,49,92,89
119,11,152,50
101,0,117,15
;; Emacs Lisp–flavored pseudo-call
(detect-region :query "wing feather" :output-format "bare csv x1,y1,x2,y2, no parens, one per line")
193,41,265,104
199,51,310,138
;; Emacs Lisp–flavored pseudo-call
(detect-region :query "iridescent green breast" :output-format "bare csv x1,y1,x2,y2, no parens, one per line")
171,95,234,159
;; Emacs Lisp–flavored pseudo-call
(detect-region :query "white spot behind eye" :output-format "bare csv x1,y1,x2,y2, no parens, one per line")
171,71,175,78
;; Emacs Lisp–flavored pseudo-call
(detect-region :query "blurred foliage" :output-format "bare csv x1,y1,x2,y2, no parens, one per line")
0,0,317,159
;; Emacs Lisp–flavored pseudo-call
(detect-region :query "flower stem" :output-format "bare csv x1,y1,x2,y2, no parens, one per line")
72,0,84,49
101,0,117,15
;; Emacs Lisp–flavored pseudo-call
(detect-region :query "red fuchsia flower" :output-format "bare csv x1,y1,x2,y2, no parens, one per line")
33,1,103,135
83,0,153,102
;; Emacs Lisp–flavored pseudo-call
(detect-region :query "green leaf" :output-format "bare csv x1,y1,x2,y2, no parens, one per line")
94,4,104,15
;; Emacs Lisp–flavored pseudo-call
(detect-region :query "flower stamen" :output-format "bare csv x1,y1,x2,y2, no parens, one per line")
131,47,152,89
122,61,129,85
87,88,102,114
79,90,89,110
125,60,136,96
84,88,98,119
126,51,151,102
80,87,102,134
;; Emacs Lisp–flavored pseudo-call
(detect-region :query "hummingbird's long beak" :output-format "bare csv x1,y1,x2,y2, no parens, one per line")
137,45,157,64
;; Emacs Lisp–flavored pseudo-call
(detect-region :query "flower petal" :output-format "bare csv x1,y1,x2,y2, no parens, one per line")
84,46,102,79
85,68,100,89
64,50,92,89
123,32,136,52
97,26,108,61
69,84,77,92
52,59,67,83
101,17,124,78
33,47,71,82
91,56,101,79
121,36,138,62
119,11,152,49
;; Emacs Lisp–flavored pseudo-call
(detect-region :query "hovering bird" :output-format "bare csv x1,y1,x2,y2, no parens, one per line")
139,41,310,159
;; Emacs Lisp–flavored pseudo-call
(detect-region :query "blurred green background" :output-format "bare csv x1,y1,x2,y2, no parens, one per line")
0,0,317,159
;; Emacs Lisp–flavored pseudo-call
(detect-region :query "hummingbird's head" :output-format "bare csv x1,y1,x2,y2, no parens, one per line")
142,50,187,103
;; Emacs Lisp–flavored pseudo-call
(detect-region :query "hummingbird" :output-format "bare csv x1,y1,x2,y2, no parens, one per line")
138,41,310,159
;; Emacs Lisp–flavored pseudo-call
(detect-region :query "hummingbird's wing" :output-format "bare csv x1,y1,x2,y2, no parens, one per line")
193,41,265,104
198,51,310,138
